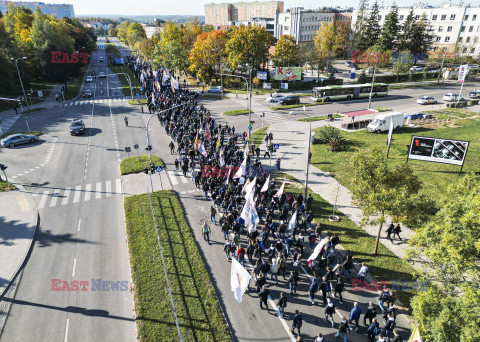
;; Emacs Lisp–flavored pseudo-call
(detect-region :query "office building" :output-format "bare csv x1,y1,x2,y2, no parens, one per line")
205,1,284,27
0,1,75,18
351,3,480,57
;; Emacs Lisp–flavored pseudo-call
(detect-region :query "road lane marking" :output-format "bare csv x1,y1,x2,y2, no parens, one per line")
72,258,76,277
116,178,122,194
84,184,91,201
64,319,69,342
168,171,178,185
96,182,102,199
105,180,111,197
62,187,71,205
38,190,49,209
50,189,60,207
78,219,81,232
16,195,30,212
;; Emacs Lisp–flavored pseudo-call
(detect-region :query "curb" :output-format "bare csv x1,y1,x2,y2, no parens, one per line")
0,180,39,298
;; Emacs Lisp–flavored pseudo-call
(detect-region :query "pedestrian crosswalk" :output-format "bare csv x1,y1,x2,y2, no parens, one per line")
0,115,20,133
64,98,128,107
167,170,189,186
34,178,122,210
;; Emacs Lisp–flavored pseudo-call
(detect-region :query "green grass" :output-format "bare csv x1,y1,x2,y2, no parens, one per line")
271,102,327,111
105,42,120,55
276,172,417,308
0,179,16,191
0,131,42,139
64,66,88,101
310,118,480,204
127,99,148,105
389,82,441,90
231,89,276,95
124,190,231,341
108,63,140,97
120,155,165,175
223,109,253,116
424,108,478,119
0,83,53,112
297,114,342,122
250,125,270,147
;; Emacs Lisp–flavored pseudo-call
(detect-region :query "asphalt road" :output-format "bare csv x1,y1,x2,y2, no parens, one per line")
0,38,136,342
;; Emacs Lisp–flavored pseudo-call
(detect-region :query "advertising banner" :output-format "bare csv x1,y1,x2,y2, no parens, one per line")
408,136,469,166
263,83,272,89
275,67,302,81
280,83,289,90
458,64,468,83
257,71,268,80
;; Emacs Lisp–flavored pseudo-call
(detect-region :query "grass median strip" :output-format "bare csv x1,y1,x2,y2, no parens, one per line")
274,172,417,308
0,131,42,139
271,102,326,111
0,180,16,192
124,190,231,341
127,99,148,105
120,155,165,175
108,63,140,97
297,114,341,122
223,108,253,116
250,125,269,147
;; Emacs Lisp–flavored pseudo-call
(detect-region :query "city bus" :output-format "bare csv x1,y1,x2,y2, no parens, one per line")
311,83,389,102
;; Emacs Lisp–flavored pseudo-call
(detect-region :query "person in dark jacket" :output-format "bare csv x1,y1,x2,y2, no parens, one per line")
319,276,329,305
334,278,344,304
288,270,299,294
364,301,377,325
367,318,380,342
324,298,336,328
386,223,394,242
258,285,270,311
393,224,402,241
290,310,303,336
276,292,287,318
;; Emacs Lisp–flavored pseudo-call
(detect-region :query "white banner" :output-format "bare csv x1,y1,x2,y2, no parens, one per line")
274,181,285,198
231,258,252,303
387,117,394,147
307,237,329,265
457,64,468,83
261,175,270,192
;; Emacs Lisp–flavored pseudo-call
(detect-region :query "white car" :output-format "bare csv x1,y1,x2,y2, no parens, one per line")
409,66,424,72
99,72,106,78
417,96,437,105
207,86,222,93
443,93,464,102
266,94,286,103
86,76,93,83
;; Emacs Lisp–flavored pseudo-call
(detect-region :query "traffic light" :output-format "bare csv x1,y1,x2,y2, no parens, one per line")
145,145,152,151
143,168,148,174
150,163,155,174
0,164,6,171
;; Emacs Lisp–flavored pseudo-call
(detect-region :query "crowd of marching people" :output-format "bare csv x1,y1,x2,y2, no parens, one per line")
127,56,404,342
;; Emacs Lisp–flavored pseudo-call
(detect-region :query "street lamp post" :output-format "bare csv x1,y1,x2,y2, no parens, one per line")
12,57,30,110
246,65,253,139
367,60,378,110
217,72,250,133
301,113,312,208
109,72,134,100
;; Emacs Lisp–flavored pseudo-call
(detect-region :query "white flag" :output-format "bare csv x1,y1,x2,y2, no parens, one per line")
274,181,285,198
244,143,250,158
241,191,259,231
243,177,256,196
225,166,232,184
220,152,226,167
287,210,297,236
198,143,207,157
231,258,252,303
171,76,179,92
233,157,247,179
261,175,270,192
307,237,329,265
458,64,469,83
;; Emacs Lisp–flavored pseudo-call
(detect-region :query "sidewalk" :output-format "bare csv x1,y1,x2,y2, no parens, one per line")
265,120,414,259
0,182,38,297
0,84,63,134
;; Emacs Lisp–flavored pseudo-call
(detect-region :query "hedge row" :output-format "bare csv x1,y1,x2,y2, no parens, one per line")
358,72,441,84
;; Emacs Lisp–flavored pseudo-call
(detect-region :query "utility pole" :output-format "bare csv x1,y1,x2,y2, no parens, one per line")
367,59,378,110
12,57,30,110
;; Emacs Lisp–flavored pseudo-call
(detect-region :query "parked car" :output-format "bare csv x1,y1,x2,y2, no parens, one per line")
1,134,38,148
367,112,404,133
469,90,480,98
417,96,437,105
266,94,287,103
404,113,425,120
207,86,222,93
70,119,85,135
279,95,300,105
99,57,104,62
409,66,424,72
443,93,464,102
86,76,93,83
99,72,106,78
83,89,92,98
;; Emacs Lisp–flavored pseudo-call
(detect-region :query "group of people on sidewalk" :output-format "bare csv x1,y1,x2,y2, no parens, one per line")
128,56,405,342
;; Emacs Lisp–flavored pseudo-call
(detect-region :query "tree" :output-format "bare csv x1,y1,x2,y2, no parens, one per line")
392,50,413,79
357,1,380,52
335,22,351,59
410,14,434,58
398,9,415,52
272,34,299,66
313,22,336,77
116,20,131,44
407,173,480,342
126,22,146,46
349,148,422,254
378,6,399,51
225,24,271,74
351,0,368,52
188,30,227,83
153,21,188,74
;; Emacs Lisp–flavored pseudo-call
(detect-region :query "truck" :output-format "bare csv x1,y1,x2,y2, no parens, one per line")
367,112,404,133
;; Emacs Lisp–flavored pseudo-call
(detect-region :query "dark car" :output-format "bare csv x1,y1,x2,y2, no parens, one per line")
70,119,85,135
279,95,300,105
83,89,92,98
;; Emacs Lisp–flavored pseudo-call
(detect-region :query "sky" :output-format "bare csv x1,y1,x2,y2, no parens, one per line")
47,0,480,16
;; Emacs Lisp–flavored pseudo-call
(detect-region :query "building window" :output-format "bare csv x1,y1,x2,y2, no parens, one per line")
441,14,446,20
473,15,477,21
450,14,456,20
445,36,450,42
464,15,469,21
433,46,438,51
466,37,471,43
461,26,465,32
472,48,476,53
469,26,474,32
415,15,420,20
377,15,382,21
399,15,404,20
474,37,478,43
458,37,463,42
463,47,467,53
431,14,437,20
436,36,441,41
284,26,289,30
478,26,480,32
447,26,452,32
438,26,443,32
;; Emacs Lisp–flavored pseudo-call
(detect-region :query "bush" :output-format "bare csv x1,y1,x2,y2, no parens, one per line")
358,72,440,84
469,99,479,105
316,126,346,151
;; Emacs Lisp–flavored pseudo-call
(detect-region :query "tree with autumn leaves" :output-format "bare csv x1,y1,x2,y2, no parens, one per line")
188,30,227,84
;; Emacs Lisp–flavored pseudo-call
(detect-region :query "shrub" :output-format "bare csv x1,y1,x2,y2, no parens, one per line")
317,126,346,151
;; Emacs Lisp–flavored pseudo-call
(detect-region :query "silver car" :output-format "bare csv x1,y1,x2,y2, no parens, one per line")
1,134,38,148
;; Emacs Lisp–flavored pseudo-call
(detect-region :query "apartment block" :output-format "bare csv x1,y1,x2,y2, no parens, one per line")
0,1,75,18
205,1,284,27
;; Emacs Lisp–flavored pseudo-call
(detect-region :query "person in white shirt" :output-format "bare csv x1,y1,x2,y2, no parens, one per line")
315,332,325,342
358,262,369,282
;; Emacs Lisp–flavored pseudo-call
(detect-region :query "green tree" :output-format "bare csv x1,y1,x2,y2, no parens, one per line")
152,21,188,74
335,22,351,58
410,14,434,59
188,30,227,83
116,20,131,43
225,24,271,74
392,50,413,80
407,174,480,342
126,22,146,46
398,9,415,51
272,34,299,66
357,1,380,52
378,6,399,51
349,148,422,254
313,22,336,76
351,0,368,52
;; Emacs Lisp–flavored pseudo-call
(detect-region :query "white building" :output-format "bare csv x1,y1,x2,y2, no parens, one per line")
352,3,480,57
275,7,340,43
142,25,163,39
0,1,75,18
228,17,275,35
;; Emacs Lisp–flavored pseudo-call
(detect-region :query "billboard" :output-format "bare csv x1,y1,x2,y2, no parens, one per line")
257,71,268,80
408,136,469,166
275,67,302,81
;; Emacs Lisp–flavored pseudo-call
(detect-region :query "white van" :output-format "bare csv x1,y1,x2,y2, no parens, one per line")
367,112,404,133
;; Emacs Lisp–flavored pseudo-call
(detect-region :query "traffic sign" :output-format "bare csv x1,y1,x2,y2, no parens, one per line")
133,144,139,149
136,93,139,96
140,87,143,91
273,144,279,150
125,146,131,153
155,166,163,173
